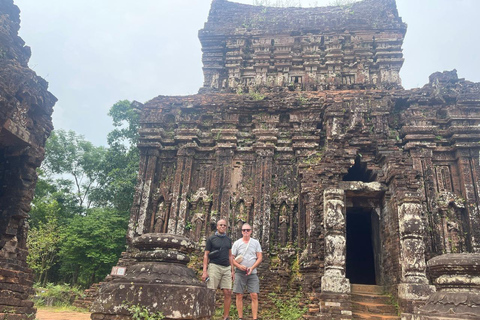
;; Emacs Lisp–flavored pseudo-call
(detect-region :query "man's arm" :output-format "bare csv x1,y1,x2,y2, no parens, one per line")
246,251,263,275
246,242,263,275
202,251,209,281
229,249,235,279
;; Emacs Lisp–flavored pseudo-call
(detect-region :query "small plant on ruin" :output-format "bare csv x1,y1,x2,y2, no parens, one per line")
386,294,400,316
329,0,358,6
297,94,308,105
123,304,165,320
253,0,301,8
249,91,265,101
301,151,323,165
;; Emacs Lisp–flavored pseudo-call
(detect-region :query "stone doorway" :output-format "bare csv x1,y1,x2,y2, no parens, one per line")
346,208,377,285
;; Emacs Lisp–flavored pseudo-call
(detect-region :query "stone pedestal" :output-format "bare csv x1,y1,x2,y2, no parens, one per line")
402,253,480,320
90,233,215,320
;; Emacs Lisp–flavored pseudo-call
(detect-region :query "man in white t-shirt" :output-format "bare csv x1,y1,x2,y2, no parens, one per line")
232,223,263,320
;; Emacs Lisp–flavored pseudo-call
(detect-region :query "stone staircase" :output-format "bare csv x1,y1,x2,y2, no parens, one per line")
351,284,400,320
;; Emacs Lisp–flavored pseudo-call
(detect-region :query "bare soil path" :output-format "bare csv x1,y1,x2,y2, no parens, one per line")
36,308,91,320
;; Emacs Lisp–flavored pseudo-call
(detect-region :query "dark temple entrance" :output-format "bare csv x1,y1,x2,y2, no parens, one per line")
346,208,377,284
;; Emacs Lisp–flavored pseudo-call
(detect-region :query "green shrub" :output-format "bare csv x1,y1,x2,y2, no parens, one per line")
32,283,84,307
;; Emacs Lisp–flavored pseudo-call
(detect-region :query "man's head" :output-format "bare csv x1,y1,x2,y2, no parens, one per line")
216,219,228,234
241,223,252,238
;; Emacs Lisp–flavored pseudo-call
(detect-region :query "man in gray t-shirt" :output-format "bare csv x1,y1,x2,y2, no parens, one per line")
232,223,263,320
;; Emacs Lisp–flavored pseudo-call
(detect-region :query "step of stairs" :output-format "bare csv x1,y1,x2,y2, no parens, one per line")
353,312,400,320
352,301,398,314
350,285,399,320
351,293,391,304
351,284,384,295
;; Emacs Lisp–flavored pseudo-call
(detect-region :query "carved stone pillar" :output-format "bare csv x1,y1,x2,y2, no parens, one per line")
213,147,234,218
321,189,350,293
128,149,159,242
397,194,435,312
168,147,195,235
253,148,274,247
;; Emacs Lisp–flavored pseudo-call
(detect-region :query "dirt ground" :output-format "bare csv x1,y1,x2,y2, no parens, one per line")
36,309,91,320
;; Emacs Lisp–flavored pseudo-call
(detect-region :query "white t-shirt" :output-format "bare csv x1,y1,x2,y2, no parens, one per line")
232,238,262,274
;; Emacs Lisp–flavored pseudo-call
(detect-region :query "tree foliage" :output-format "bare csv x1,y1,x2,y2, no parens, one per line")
58,208,128,287
42,129,106,210
90,100,140,213
27,100,139,288
27,210,62,286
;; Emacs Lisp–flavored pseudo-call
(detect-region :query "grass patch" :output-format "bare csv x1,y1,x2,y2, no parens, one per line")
262,292,307,320
32,283,84,307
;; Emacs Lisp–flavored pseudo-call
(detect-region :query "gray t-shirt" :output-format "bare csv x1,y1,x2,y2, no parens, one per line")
232,238,262,274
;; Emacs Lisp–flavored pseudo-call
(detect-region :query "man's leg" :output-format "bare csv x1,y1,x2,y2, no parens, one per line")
223,288,232,319
250,292,258,319
236,293,243,319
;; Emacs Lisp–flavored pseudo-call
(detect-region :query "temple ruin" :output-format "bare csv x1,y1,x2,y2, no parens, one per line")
1,0,478,319
91,0,480,318
0,1,56,319
91,0,480,319
92,0,480,319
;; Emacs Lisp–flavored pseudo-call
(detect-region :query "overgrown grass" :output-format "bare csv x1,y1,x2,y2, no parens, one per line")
32,283,84,307
262,292,307,320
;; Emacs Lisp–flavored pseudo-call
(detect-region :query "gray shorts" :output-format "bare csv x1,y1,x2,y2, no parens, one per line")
233,272,260,294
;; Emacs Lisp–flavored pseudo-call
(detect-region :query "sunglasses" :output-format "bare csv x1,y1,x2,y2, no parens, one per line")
242,229,251,232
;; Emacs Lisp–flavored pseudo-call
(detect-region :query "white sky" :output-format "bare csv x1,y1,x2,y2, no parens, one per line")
15,0,480,146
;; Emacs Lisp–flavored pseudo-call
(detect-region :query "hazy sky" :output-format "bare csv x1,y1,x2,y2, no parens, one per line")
15,0,480,146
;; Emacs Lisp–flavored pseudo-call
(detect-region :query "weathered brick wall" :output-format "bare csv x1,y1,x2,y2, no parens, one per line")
0,0,56,319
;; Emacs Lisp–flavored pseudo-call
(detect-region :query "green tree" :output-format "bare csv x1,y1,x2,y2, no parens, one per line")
28,100,139,288
42,129,106,210
29,169,82,229
27,210,63,286
90,100,140,213
58,208,128,287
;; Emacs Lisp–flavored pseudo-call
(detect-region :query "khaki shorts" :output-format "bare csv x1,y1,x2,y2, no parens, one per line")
207,263,232,290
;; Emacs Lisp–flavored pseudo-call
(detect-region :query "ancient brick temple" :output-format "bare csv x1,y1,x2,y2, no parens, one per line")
93,0,480,319
0,1,56,319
